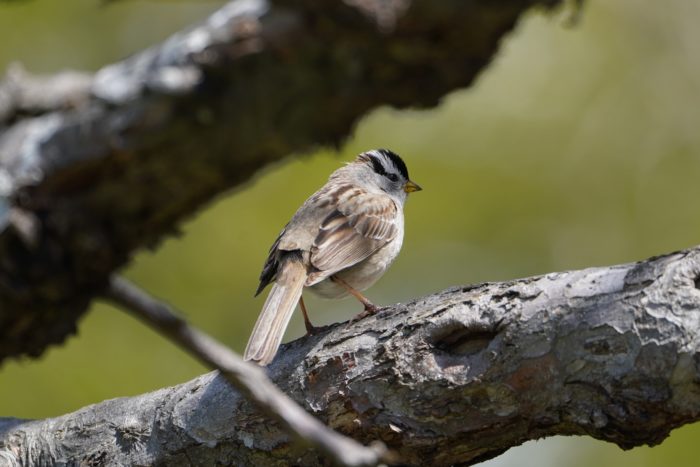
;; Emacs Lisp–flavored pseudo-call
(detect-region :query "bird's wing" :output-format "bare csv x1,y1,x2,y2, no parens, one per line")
307,189,399,284
255,183,339,295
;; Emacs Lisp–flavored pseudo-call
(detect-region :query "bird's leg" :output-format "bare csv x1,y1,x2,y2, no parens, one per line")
299,295,318,336
331,276,380,321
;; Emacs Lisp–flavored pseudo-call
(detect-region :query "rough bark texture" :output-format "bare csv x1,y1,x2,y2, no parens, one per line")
104,276,386,467
2,247,700,466
0,0,563,362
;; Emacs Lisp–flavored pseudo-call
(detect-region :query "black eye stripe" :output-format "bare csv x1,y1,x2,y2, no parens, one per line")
366,150,410,182
377,149,409,179
369,156,400,182
368,155,388,177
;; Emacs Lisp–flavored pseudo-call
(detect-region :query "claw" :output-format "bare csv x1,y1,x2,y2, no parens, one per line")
305,322,319,336
306,323,332,335
350,304,383,323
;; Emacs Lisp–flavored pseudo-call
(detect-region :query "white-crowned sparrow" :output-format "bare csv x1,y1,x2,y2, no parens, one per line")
244,149,421,365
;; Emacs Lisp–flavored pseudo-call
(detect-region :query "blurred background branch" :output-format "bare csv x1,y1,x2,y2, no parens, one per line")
0,63,92,122
3,247,700,465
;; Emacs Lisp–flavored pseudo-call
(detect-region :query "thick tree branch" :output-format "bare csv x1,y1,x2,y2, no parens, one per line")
104,276,386,467
2,247,700,466
0,0,563,362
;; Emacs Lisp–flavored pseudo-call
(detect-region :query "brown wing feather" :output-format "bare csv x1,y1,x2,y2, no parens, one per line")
307,190,398,284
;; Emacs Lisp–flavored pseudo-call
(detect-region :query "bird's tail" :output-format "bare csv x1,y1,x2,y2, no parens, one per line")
244,257,306,366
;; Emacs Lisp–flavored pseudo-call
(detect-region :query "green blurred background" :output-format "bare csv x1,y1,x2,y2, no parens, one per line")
2,0,699,465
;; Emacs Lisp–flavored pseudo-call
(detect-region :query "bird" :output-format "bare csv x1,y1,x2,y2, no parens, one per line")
243,149,421,365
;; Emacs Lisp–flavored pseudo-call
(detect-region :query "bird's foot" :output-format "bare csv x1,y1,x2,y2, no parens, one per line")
304,323,318,336
304,322,332,336
350,303,383,323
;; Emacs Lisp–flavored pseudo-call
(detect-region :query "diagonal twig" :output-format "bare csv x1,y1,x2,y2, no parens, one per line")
103,275,387,467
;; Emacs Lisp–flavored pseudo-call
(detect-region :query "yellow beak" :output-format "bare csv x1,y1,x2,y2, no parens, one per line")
403,180,422,193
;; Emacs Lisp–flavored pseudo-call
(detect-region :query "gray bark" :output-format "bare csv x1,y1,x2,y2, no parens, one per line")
0,0,563,362
104,276,386,467
3,247,700,466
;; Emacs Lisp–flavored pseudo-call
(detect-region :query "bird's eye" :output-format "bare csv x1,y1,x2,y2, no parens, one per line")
387,173,399,182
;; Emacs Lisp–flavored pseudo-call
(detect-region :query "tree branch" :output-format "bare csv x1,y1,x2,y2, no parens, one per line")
103,276,386,466
0,0,563,362
3,247,700,465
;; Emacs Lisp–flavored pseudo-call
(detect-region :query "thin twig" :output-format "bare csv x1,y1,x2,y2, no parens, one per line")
103,275,386,467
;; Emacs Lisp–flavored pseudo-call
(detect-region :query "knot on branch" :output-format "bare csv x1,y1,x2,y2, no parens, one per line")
430,324,498,357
